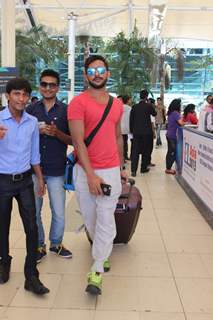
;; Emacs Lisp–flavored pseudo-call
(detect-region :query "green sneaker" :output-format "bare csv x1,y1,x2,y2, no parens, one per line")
103,259,110,272
85,272,102,295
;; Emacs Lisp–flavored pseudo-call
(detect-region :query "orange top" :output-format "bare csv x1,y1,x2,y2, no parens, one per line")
68,91,123,169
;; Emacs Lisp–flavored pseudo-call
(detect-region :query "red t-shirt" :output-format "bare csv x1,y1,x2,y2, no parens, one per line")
183,112,198,125
67,91,123,169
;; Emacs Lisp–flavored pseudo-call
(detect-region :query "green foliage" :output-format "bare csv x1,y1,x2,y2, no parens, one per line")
189,55,213,69
104,26,156,96
76,36,105,55
16,25,67,87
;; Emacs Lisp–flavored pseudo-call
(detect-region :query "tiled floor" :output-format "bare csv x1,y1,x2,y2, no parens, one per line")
1,137,213,320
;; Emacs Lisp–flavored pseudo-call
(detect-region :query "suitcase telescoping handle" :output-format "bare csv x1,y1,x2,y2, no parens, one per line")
121,177,135,187
119,178,135,200
117,178,135,213
127,178,135,186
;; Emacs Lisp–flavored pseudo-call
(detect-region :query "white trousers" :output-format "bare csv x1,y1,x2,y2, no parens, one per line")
74,164,122,273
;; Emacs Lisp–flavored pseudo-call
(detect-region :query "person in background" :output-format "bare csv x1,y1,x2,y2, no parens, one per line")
182,103,198,125
204,94,212,109
165,99,184,175
130,90,156,176
204,97,213,133
31,96,39,105
118,95,131,161
0,78,49,295
198,94,212,131
148,97,156,167
155,97,166,147
27,69,73,263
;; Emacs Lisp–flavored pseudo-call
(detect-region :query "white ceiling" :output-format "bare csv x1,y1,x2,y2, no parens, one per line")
4,0,213,41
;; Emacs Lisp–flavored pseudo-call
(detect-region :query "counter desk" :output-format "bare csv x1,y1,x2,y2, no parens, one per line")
176,127,213,228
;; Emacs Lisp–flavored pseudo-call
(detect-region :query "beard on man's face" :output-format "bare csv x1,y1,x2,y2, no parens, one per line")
41,92,57,100
88,77,108,89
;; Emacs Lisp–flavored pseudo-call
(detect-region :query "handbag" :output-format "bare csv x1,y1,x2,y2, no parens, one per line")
64,95,114,191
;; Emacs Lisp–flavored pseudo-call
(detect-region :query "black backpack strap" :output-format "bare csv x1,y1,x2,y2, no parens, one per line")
84,95,113,147
0,106,6,111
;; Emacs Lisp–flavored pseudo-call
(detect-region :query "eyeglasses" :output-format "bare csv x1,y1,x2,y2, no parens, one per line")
40,81,58,89
86,67,107,76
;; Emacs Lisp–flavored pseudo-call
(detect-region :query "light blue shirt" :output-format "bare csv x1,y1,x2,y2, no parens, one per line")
0,107,40,174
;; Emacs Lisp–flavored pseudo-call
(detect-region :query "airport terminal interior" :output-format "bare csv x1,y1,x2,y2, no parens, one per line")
0,1,213,319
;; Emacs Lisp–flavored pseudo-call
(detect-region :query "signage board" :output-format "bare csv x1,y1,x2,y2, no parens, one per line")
0,67,18,93
182,129,213,211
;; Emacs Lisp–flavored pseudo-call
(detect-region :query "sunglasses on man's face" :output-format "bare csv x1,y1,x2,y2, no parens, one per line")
40,81,58,89
86,67,107,76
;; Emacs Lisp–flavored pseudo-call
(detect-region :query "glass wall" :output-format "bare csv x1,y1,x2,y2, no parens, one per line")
151,48,213,108
33,48,213,107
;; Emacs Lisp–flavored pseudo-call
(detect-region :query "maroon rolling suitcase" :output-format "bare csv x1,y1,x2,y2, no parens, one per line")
113,178,142,244
85,179,142,244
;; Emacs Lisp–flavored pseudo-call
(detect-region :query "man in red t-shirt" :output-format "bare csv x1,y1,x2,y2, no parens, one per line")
68,55,126,295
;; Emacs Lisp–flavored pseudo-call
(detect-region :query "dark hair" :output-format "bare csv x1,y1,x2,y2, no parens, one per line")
206,94,212,102
118,95,131,104
31,96,38,103
140,89,149,100
84,55,109,72
6,77,32,94
148,98,155,104
183,103,195,118
157,97,162,101
40,69,60,85
167,99,181,115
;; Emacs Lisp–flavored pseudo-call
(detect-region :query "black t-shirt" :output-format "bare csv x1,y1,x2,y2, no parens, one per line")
130,100,156,135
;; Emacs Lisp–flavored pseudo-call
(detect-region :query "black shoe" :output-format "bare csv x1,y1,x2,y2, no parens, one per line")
0,260,11,284
24,276,50,295
141,168,150,173
148,163,156,167
131,172,136,177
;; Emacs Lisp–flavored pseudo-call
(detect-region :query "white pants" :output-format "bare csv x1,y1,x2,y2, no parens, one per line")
74,164,122,273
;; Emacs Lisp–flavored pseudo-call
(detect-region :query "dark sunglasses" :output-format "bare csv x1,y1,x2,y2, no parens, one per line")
87,67,107,76
40,81,58,89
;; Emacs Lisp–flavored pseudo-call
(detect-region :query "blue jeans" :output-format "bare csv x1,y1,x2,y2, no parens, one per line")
156,124,162,145
33,175,66,247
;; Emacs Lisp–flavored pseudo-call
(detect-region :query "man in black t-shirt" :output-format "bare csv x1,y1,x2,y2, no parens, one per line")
130,90,156,176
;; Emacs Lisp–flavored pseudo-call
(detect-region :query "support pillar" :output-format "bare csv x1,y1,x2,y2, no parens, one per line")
148,0,167,48
1,0,16,67
127,0,133,36
67,12,77,102
1,0,16,105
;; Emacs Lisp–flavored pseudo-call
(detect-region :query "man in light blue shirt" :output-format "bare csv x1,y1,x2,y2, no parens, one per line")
0,78,49,295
